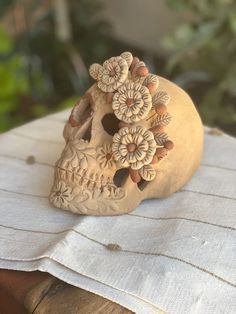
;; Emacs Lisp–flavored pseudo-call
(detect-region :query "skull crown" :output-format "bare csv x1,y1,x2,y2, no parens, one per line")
49,52,203,215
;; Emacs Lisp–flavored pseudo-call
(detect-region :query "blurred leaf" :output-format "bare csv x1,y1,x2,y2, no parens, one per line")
31,104,50,117
165,21,221,71
0,0,15,17
0,100,16,113
228,12,236,33
220,72,236,96
166,0,186,10
0,0,111,132
164,0,236,133
199,89,223,124
0,27,13,54
58,96,79,109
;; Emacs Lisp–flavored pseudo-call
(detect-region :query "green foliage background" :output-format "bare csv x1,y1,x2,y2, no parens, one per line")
0,0,235,134
0,0,112,132
0,27,29,130
164,0,236,134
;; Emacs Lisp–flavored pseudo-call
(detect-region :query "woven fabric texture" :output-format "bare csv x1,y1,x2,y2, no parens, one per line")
0,110,235,314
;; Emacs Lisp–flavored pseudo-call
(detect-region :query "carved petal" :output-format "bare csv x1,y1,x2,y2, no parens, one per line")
132,61,148,77
154,132,169,146
89,63,102,80
139,165,156,181
151,113,172,127
82,147,97,155
129,168,141,183
130,57,140,71
143,74,159,94
71,155,80,168
120,51,133,67
152,91,170,106
79,157,88,169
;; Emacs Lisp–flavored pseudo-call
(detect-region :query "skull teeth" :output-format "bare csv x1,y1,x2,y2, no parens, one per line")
77,168,85,176
57,166,120,194
95,181,102,189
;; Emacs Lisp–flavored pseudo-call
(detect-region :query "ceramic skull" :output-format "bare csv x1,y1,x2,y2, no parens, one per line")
49,52,203,215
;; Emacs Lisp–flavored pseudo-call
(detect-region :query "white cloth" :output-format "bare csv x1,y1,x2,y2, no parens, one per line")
0,110,235,314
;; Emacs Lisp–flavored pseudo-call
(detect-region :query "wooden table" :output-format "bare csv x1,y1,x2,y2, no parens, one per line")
0,270,133,314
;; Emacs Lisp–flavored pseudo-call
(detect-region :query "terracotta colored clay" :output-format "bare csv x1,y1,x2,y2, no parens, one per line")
150,124,164,133
164,140,174,150
137,66,149,77
154,103,167,114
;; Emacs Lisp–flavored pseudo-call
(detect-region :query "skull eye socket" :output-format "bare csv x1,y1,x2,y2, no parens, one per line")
102,113,120,136
68,93,94,142
69,94,93,127
82,120,92,141
113,168,129,187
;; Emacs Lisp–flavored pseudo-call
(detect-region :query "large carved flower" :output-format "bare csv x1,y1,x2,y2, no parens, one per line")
50,181,73,208
89,56,129,93
112,82,152,123
112,126,156,170
96,143,116,169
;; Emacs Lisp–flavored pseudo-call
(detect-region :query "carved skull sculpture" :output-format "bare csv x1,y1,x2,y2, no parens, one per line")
49,52,203,215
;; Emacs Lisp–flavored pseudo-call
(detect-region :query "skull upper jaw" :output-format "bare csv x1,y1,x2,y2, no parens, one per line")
49,164,144,215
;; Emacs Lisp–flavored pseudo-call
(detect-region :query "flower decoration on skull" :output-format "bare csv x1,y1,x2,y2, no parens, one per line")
112,82,152,123
97,143,116,169
89,55,130,93
112,126,156,170
50,181,73,208
88,51,174,184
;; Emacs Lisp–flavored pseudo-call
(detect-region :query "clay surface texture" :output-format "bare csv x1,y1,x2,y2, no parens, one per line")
49,52,203,215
